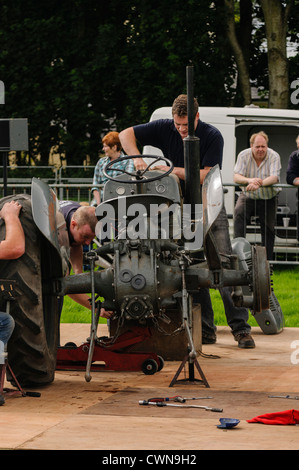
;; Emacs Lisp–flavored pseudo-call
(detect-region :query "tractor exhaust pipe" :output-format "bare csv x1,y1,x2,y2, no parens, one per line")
184,65,201,214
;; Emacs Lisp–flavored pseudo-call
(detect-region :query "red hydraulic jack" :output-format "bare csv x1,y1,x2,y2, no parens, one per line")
56,326,164,380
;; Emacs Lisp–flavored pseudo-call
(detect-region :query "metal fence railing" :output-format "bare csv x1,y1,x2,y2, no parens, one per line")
0,165,99,203
1,166,298,265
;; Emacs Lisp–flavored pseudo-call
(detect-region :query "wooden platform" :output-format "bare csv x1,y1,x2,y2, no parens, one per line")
0,324,299,451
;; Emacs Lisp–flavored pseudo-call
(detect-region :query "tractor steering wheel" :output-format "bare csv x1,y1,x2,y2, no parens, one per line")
103,154,174,184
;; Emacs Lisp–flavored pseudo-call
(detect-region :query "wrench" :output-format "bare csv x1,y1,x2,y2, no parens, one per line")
182,396,214,401
139,400,223,412
147,396,213,403
268,395,299,400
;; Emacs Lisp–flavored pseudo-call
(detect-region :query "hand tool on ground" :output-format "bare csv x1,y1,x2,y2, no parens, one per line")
146,396,185,403
268,395,299,400
181,396,214,401
139,400,223,412
146,395,214,403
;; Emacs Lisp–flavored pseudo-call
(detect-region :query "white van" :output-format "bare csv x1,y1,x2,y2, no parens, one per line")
143,106,299,260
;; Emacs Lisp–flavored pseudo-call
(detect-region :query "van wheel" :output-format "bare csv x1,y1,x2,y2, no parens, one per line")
0,195,60,387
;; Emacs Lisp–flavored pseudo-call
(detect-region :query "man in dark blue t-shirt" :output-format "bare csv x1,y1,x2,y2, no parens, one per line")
132,117,223,197
120,96,223,189
119,94,255,349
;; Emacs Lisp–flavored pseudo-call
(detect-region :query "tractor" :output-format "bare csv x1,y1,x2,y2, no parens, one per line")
0,68,283,387
0,158,282,387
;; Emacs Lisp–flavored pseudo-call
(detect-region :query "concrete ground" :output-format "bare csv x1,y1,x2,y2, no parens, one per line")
1,324,299,451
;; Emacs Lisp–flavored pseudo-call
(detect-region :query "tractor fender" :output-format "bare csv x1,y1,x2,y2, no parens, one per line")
202,164,224,237
31,177,70,277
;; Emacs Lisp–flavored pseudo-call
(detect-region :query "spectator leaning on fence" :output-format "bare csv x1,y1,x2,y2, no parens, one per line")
91,131,135,206
233,131,281,260
286,135,299,187
286,135,299,241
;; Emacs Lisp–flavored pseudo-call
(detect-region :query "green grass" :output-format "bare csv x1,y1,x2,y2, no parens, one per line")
61,266,299,327
61,295,107,324
269,266,299,327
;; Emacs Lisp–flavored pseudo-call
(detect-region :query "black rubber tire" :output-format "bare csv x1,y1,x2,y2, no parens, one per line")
141,358,158,375
0,194,60,387
157,355,164,372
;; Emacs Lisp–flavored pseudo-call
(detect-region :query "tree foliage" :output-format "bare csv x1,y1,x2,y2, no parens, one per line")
0,0,298,166
223,0,298,108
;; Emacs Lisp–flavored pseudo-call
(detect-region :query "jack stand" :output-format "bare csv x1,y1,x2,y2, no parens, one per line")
171,260,209,387
0,360,41,399
169,349,210,388
0,297,40,401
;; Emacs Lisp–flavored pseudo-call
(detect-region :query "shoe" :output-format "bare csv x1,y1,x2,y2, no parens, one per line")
234,333,255,349
0,394,5,406
202,335,216,344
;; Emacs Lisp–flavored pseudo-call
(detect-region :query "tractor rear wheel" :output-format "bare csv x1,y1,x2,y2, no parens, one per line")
0,195,60,387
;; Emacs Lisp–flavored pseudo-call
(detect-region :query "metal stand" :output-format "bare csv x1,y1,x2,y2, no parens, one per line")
0,359,26,398
0,297,41,401
169,349,210,388
0,359,41,399
170,255,209,388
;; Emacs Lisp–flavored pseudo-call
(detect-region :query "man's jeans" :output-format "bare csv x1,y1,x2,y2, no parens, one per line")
0,312,15,364
193,207,251,339
234,193,277,260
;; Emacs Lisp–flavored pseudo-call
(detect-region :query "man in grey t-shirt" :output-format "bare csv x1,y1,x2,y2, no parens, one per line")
234,131,281,260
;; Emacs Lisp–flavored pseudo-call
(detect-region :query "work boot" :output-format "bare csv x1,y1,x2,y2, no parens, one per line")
234,333,255,349
0,393,5,406
202,334,216,345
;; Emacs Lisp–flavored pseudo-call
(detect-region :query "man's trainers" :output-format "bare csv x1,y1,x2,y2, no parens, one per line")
234,333,255,349
0,394,5,406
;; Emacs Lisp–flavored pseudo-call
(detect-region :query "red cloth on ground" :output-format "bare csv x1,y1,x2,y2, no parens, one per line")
247,409,299,425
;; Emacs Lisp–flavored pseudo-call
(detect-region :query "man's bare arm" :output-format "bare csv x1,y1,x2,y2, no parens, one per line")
0,201,25,259
119,127,147,170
